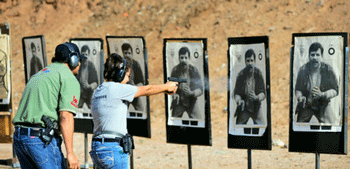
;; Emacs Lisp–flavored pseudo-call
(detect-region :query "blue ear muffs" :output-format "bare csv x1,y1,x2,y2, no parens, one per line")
113,58,127,82
62,43,80,70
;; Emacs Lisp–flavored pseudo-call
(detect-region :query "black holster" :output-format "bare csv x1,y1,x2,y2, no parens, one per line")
120,134,135,154
40,115,58,147
40,128,55,146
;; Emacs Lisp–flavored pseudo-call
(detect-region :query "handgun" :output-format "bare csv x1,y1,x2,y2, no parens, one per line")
167,77,187,84
41,115,58,146
121,134,134,154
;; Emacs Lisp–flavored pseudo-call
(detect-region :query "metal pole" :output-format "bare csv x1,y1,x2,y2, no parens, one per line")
12,140,20,168
12,135,16,157
315,153,320,169
130,150,134,169
12,115,21,168
187,144,192,169
248,149,252,169
84,132,89,169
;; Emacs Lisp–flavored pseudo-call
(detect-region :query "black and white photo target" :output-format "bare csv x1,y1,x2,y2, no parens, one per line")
70,38,104,119
22,35,47,84
106,36,148,120
289,32,348,154
227,36,271,150
229,43,268,136
106,36,151,138
292,35,345,132
163,38,211,145
165,40,206,128
0,34,11,104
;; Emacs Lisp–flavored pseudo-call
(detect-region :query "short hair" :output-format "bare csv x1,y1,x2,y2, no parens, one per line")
31,42,36,51
104,53,130,81
121,43,133,53
245,49,256,61
309,42,324,56
81,45,90,54
178,47,190,59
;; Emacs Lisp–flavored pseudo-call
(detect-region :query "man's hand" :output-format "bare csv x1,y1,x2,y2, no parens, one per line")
181,84,194,97
312,86,324,100
248,91,258,101
67,153,80,169
297,96,306,108
172,94,180,104
237,99,245,111
89,82,98,91
234,95,244,111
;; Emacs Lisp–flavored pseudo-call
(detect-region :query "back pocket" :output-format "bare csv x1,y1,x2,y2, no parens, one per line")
91,150,114,168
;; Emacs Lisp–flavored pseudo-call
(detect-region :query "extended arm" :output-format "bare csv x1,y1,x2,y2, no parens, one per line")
134,81,178,97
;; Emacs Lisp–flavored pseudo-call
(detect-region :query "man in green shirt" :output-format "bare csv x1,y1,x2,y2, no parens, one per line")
13,42,86,169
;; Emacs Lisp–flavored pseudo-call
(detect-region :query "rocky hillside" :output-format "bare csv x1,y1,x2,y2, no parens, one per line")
1,0,350,168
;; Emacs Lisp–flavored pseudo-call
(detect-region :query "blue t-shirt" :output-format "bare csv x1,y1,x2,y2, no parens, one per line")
91,82,137,138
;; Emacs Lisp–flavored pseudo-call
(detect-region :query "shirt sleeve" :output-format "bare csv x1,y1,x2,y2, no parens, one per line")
132,60,145,84
324,65,339,93
110,83,137,102
295,66,306,92
191,66,203,91
59,74,81,115
234,70,244,97
255,69,266,95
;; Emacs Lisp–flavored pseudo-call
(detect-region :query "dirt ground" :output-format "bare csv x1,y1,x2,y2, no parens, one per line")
1,0,350,168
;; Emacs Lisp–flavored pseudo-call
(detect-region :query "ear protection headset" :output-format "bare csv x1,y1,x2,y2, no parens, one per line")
112,57,127,82
62,42,80,70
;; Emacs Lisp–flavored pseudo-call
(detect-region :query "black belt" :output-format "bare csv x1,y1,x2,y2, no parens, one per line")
15,126,43,137
92,137,122,142
14,122,44,128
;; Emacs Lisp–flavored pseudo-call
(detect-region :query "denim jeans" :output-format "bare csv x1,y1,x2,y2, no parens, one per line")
13,127,66,169
90,140,129,169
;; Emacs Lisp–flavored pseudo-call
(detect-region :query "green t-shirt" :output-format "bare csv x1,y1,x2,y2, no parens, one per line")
13,63,80,127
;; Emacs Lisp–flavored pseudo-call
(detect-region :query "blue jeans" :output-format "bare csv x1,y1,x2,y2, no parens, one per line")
13,127,66,169
90,140,129,169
